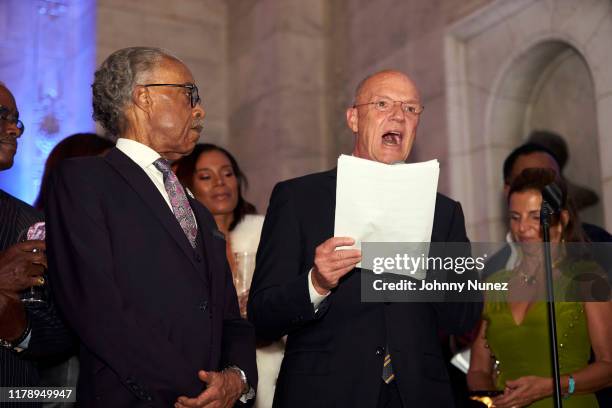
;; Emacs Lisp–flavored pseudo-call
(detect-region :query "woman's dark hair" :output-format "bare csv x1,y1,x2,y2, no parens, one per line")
502,142,559,184
508,168,586,243
174,143,256,231
35,133,114,210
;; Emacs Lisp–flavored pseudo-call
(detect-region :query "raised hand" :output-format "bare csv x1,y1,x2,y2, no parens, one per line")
311,237,361,295
0,240,46,292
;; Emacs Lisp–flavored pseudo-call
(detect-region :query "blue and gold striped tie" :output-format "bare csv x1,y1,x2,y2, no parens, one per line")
382,346,394,383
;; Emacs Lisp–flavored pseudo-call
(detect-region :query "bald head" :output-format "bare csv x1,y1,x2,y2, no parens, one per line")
353,70,421,105
347,69,422,164
0,84,15,105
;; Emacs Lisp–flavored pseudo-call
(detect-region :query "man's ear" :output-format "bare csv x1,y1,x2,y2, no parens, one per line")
346,107,358,133
132,86,152,112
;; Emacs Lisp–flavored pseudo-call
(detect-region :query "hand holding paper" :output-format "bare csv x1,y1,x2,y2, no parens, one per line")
311,237,362,294
334,155,439,272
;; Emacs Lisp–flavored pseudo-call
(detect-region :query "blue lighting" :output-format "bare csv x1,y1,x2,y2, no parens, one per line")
0,0,96,204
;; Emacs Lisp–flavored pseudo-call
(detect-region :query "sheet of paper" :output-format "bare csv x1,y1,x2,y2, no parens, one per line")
334,155,439,271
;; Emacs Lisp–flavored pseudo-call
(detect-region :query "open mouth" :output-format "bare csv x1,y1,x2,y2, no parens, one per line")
382,131,402,146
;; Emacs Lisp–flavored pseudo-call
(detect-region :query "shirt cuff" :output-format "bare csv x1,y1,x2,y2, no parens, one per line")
16,330,31,349
308,268,330,310
239,385,256,403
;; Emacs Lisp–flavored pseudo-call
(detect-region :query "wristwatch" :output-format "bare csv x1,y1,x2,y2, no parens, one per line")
225,365,256,401
225,365,248,391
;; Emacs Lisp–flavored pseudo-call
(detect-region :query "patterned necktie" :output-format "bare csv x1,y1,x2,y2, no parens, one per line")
382,346,395,383
153,158,198,248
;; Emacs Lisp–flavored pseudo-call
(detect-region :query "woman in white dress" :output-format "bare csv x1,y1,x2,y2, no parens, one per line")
174,143,284,408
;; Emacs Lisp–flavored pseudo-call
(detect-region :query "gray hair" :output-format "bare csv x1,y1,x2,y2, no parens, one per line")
92,47,177,139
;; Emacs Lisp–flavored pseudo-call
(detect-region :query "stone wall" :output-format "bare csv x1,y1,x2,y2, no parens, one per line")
226,0,328,212
446,0,612,238
95,0,612,236
226,0,490,212
97,0,229,146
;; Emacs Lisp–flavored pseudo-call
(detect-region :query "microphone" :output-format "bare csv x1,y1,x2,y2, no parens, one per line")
542,183,563,214
538,184,564,408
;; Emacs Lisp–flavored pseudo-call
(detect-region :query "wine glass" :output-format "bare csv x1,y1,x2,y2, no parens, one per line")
233,251,256,318
18,222,47,303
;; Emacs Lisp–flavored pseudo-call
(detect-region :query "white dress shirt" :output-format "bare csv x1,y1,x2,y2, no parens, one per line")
308,269,330,309
115,138,174,211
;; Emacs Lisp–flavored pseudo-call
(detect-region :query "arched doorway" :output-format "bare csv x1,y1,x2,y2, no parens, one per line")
445,0,612,240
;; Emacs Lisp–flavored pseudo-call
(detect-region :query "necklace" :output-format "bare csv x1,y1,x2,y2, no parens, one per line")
516,257,564,286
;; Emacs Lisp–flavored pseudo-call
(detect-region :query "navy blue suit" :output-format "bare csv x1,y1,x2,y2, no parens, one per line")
45,148,256,407
248,169,482,408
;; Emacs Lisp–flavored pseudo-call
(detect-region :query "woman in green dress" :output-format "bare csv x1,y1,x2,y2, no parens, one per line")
467,168,612,407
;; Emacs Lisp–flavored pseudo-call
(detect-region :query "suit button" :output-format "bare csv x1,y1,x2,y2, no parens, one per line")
199,301,208,312
195,254,202,263
375,346,385,356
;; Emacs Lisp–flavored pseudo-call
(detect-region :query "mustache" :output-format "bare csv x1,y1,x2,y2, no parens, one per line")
0,135,17,144
191,119,205,130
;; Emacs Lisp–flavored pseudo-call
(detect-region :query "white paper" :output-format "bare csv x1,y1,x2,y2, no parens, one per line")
334,155,439,270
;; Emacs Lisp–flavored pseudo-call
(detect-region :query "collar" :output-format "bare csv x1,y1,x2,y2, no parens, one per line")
116,138,161,168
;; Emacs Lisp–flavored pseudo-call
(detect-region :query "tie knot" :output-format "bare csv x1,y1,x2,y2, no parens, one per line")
153,158,172,175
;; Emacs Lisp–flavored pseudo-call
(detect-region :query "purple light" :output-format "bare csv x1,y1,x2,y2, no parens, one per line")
0,0,96,204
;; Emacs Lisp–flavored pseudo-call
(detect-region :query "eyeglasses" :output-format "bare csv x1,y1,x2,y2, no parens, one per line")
140,83,201,108
0,105,24,136
353,97,424,115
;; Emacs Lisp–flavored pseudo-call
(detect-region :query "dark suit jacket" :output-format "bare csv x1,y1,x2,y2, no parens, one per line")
45,148,256,407
0,190,73,407
248,169,482,408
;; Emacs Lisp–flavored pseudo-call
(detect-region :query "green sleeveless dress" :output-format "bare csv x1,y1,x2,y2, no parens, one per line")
483,265,598,408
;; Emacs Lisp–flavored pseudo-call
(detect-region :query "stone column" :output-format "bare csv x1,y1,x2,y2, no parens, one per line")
97,0,229,146
227,0,329,212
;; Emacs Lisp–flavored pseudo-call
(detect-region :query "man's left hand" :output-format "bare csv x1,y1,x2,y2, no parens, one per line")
175,369,245,408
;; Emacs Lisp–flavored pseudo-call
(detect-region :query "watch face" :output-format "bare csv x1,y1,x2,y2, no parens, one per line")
225,366,248,393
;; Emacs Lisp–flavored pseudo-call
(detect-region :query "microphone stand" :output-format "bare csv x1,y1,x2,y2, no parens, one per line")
540,201,563,408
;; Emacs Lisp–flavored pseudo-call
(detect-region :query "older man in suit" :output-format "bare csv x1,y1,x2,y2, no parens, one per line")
45,47,256,408
0,82,73,407
248,70,482,407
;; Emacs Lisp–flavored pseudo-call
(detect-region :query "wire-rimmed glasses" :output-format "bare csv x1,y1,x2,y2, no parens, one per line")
0,105,24,136
353,97,424,115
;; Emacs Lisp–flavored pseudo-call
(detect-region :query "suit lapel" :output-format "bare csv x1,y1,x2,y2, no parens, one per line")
188,197,222,298
104,148,200,271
